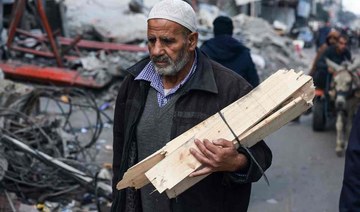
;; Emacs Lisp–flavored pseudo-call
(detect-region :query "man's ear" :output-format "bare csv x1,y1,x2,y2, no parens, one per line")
188,32,198,51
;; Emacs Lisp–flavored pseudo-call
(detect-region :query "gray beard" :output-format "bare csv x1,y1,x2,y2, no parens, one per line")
153,50,190,76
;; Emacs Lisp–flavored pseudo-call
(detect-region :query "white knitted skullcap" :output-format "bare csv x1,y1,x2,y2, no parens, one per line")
148,0,197,32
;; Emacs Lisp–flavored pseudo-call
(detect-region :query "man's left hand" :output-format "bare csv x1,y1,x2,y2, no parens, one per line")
189,138,248,177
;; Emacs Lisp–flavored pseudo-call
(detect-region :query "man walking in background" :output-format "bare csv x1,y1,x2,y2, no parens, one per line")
200,16,260,87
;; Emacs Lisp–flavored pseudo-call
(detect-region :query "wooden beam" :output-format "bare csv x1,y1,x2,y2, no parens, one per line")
145,70,313,193
165,81,314,198
116,152,165,189
116,69,313,193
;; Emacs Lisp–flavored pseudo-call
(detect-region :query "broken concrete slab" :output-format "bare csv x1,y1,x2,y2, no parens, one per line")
63,0,147,43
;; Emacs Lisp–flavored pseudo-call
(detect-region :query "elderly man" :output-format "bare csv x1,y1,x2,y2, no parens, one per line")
111,0,272,211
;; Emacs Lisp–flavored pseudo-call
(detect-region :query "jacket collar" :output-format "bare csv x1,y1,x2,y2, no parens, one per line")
126,48,218,94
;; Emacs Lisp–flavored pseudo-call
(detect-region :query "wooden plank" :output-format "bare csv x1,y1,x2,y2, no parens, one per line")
116,136,197,190
116,151,164,189
165,80,314,198
240,81,314,148
144,70,313,193
116,69,312,191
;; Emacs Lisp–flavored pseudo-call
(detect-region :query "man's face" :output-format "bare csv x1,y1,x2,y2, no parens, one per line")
337,37,348,53
329,36,337,45
147,19,191,76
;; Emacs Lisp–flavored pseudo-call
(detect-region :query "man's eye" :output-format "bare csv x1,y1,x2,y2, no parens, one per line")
162,39,173,44
148,38,156,44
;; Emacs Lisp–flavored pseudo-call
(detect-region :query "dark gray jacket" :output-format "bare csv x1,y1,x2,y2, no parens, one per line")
340,106,360,212
111,49,272,212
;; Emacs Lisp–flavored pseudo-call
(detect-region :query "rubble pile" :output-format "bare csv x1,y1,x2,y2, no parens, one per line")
70,50,147,79
232,14,306,80
7,31,146,86
63,0,148,43
62,1,307,82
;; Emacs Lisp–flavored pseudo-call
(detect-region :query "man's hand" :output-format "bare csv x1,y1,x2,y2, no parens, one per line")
189,138,248,177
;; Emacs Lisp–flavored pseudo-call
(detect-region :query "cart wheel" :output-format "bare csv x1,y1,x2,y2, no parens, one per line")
312,98,326,131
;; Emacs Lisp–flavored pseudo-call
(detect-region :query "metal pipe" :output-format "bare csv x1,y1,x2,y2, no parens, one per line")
35,0,63,67
6,0,26,49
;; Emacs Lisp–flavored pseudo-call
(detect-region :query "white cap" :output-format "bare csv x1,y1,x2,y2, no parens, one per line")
147,0,197,32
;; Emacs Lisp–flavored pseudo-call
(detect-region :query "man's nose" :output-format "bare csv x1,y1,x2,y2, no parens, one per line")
151,41,165,56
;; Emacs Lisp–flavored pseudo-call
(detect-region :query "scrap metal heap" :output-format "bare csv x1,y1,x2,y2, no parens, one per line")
0,79,112,210
1,0,147,89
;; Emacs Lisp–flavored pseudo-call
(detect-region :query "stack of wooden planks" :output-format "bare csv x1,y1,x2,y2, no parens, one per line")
116,69,315,198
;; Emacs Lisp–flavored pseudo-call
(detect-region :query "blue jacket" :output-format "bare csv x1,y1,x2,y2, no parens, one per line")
200,35,260,87
340,106,360,211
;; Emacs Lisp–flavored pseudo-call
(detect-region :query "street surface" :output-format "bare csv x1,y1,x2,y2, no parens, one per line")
248,114,343,212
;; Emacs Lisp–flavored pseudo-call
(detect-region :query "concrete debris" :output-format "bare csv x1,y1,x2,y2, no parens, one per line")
3,1,308,97
63,0,147,43
273,20,288,33
73,50,146,79
261,6,296,34
61,1,307,83
106,51,147,77
197,3,222,29
251,53,266,69
0,79,33,108
231,14,306,80
80,52,107,71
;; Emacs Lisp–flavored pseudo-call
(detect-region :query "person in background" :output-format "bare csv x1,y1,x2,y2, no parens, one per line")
111,1,272,211
309,29,340,77
314,35,352,91
200,16,260,87
0,0,14,45
0,0,13,59
315,21,331,50
339,106,360,211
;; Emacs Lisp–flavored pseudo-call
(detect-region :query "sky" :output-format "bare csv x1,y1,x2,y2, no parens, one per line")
342,0,360,15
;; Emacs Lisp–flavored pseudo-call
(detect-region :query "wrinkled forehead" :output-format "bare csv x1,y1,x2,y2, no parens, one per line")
147,19,186,35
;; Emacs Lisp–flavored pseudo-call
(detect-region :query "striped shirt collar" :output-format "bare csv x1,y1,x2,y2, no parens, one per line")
135,51,197,107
